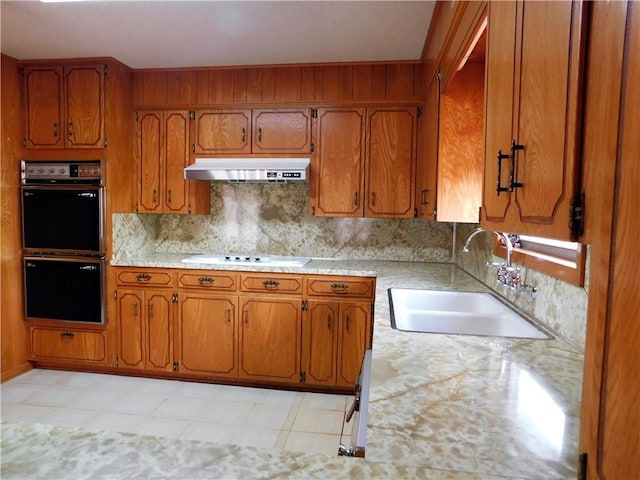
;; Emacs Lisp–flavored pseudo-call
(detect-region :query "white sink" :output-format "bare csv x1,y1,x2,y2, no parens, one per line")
388,288,550,339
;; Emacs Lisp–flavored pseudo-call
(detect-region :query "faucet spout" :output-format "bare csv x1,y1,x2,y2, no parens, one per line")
462,227,514,267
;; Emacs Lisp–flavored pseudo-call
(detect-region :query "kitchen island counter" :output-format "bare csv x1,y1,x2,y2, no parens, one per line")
2,260,583,479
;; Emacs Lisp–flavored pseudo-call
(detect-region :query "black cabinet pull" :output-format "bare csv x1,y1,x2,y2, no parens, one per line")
136,273,151,282
496,150,510,196
60,331,75,339
510,141,524,191
199,276,215,285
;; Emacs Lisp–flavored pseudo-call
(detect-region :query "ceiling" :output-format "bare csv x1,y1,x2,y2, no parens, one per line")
0,1,436,70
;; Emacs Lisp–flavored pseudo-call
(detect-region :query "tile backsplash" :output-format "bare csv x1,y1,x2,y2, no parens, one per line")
112,183,588,351
113,183,453,262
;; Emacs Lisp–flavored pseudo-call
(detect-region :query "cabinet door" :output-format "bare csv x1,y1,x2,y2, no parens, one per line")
312,108,366,217
30,327,107,364
251,108,312,154
415,79,439,220
192,110,251,154
336,303,371,387
137,111,163,213
482,0,517,224
512,0,584,238
365,107,417,218
145,291,174,372
116,290,145,370
303,300,339,386
24,66,64,149
239,297,301,382
64,65,104,149
178,293,238,377
163,111,190,213
482,1,586,239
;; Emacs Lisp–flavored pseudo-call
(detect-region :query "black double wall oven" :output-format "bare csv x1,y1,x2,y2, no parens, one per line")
21,160,105,324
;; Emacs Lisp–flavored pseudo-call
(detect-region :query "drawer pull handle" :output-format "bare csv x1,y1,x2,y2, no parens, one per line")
136,273,152,282
60,331,75,339
199,276,215,285
262,280,280,289
331,283,349,293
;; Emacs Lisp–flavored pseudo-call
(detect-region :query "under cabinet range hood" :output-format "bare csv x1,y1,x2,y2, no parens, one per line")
184,158,310,182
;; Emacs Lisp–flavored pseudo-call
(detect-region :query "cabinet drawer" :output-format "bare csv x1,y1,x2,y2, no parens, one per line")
30,327,107,363
240,274,302,294
306,276,375,299
116,269,173,287
178,271,237,291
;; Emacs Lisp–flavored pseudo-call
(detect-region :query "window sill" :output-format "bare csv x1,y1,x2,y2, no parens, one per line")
493,243,586,287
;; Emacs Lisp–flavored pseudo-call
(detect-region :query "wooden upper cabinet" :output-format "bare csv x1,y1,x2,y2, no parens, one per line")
251,108,312,154
482,0,587,239
415,79,440,220
24,64,104,149
192,109,251,154
365,106,417,218
137,110,209,215
311,107,366,217
312,106,416,218
191,108,311,155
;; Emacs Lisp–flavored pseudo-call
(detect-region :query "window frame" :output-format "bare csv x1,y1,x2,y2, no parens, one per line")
493,234,586,286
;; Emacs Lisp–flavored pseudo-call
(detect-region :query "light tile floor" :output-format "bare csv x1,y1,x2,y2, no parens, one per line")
0,369,354,455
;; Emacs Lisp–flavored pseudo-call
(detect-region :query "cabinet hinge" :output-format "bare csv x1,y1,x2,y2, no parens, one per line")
113,290,118,300
569,190,585,237
417,106,422,117
300,372,307,383
189,111,195,121
103,65,108,76
437,69,442,82
103,138,108,148
135,111,139,122
310,142,315,153
578,452,587,480
115,356,119,368
414,207,418,218
173,362,179,372
172,293,178,303
301,301,309,311
191,143,195,153
188,204,192,214
311,108,317,119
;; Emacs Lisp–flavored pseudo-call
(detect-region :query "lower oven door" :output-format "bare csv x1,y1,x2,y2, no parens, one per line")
24,256,105,324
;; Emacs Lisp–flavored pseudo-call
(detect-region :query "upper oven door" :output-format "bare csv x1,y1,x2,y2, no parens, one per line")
21,185,104,255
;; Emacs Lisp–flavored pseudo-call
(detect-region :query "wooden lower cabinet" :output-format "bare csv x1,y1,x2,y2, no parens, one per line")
303,300,372,388
238,296,301,383
116,289,174,372
29,326,108,364
177,293,238,378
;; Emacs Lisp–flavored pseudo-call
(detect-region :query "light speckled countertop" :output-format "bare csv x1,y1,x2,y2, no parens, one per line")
2,256,583,479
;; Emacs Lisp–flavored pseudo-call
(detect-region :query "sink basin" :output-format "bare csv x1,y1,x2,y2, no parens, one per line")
388,288,550,339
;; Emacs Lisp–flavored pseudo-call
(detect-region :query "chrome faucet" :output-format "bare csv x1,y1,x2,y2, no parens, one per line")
462,227,514,267
461,227,537,298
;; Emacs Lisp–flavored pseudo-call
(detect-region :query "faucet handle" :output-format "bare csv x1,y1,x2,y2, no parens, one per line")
486,261,503,267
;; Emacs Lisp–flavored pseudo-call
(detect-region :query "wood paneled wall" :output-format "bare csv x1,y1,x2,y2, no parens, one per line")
132,63,420,107
1,54,31,381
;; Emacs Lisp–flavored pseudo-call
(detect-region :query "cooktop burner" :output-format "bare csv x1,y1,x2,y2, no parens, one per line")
182,254,311,267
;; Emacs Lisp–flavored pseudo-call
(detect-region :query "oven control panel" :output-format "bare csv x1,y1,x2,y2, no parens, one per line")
22,161,102,184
